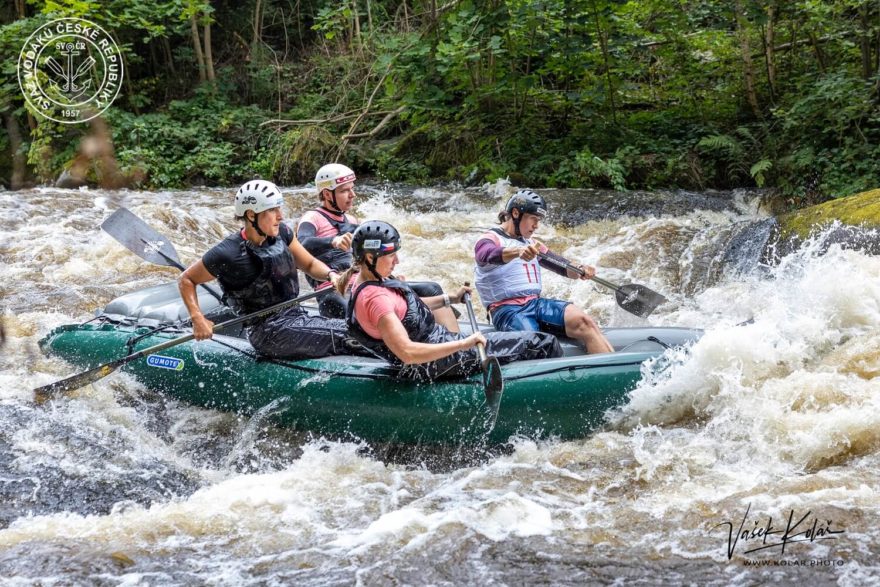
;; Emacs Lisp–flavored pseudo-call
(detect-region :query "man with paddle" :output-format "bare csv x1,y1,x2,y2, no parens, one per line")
295,163,361,318
297,162,452,321
473,189,615,355
179,180,357,359
335,221,562,384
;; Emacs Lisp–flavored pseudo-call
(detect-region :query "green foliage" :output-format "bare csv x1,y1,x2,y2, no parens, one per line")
106,89,269,187
311,3,351,42
3,0,880,200
25,119,80,182
552,147,630,191
268,125,336,184
750,159,772,188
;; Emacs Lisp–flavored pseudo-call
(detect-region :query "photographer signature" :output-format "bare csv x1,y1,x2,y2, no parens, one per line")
714,503,845,559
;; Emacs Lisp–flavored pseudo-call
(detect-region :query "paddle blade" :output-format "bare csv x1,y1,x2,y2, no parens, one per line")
101,208,183,269
615,284,667,318
482,356,504,407
45,57,65,78
34,361,120,402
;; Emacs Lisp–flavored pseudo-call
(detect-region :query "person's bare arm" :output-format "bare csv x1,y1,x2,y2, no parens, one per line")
178,260,217,340
377,314,485,365
419,285,472,310
288,237,340,287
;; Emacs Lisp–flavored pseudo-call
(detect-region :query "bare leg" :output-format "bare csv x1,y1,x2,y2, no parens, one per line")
564,304,613,354
433,306,460,333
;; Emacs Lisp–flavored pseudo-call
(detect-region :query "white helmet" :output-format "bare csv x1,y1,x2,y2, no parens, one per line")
234,180,284,216
315,163,356,193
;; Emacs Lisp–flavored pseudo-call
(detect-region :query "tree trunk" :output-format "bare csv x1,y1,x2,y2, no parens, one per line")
162,37,177,76
807,30,826,73
190,15,207,82
252,0,263,47
204,21,215,82
295,0,304,50
366,0,372,33
876,6,880,96
734,0,761,118
763,2,776,97
860,6,872,79
874,4,880,78
149,40,159,75
352,0,361,53
125,73,140,115
3,111,27,189
591,1,617,124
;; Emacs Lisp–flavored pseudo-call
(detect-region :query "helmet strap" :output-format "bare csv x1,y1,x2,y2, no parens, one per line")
511,209,522,237
247,211,267,238
322,188,343,213
364,254,382,282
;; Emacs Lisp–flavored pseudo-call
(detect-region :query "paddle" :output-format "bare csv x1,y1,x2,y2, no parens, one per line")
461,289,504,412
537,252,667,318
34,288,324,401
101,207,224,304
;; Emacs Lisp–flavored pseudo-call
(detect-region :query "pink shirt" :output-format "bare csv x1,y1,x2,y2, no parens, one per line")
351,275,407,339
298,209,359,238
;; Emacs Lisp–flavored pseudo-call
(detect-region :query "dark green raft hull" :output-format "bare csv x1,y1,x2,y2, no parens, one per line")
39,283,701,444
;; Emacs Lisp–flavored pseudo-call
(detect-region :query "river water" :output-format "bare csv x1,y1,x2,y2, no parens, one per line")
1,183,879,585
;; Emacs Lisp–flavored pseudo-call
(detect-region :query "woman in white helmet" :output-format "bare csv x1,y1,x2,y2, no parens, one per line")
297,163,457,327
179,179,357,359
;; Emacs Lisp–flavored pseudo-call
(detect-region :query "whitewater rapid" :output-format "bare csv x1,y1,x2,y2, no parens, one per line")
1,184,878,585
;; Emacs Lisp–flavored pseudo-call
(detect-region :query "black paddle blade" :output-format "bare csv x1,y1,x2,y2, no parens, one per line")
482,356,504,407
615,284,667,318
101,208,183,270
34,361,120,402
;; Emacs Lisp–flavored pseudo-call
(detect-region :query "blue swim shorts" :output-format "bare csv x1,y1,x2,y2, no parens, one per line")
490,297,571,336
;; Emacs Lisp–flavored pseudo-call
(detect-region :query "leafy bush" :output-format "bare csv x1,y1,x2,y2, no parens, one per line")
106,89,270,187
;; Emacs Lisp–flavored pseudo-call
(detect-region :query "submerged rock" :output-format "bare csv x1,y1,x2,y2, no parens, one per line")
549,188,745,224
54,168,88,189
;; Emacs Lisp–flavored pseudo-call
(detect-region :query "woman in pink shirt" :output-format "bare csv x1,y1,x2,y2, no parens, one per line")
336,221,562,381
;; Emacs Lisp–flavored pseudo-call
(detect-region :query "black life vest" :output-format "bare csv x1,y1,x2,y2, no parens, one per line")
346,278,439,364
224,225,299,316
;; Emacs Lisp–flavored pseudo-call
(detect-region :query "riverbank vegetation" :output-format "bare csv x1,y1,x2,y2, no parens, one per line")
3,1,880,204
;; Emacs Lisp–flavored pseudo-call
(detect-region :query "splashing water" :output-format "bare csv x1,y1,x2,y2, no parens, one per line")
1,186,878,583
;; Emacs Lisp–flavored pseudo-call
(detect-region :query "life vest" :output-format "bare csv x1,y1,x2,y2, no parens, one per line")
305,208,360,289
224,225,299,315
346,278,439,364
474,228,542,307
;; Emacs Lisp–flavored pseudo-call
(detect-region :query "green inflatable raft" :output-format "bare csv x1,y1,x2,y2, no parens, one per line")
39,282,701,444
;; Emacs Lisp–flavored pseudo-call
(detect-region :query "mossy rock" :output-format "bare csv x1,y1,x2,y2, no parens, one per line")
778,188,880,239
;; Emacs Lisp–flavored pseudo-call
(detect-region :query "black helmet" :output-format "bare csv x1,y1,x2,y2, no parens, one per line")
505,189,547,219
504,189,547,236
352,220,401,261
